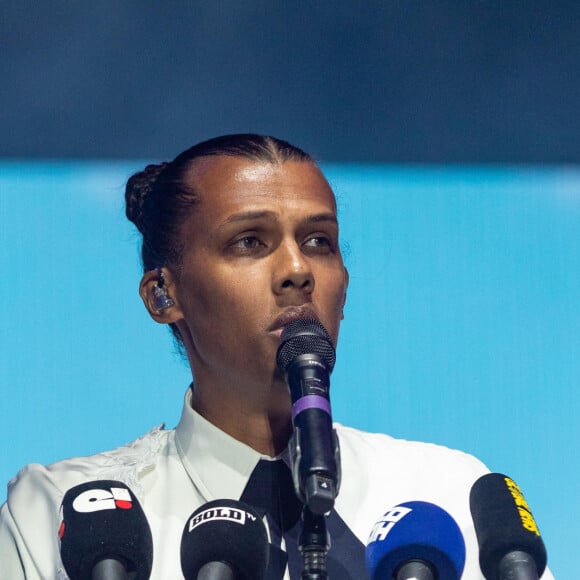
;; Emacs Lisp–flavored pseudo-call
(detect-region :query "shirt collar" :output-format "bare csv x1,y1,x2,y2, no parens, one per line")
175,387,285,501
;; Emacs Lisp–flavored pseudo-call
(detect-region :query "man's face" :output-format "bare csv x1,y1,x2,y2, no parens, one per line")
172,156,348,391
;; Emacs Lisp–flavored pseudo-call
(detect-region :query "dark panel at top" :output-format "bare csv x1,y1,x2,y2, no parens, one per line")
2,1,579,162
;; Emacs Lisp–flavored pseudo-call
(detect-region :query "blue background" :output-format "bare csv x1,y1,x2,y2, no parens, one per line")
1,162,578,577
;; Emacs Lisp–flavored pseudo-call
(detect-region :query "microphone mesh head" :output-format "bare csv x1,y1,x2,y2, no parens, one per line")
276,318,336,373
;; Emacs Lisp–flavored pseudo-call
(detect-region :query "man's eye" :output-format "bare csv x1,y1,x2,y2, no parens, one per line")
304,236,332,249
232,236,262,249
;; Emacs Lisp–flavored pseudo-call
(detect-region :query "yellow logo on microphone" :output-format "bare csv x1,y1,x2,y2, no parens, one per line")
504,477,541,536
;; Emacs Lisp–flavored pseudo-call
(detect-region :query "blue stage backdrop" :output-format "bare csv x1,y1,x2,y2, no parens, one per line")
1,162,578,578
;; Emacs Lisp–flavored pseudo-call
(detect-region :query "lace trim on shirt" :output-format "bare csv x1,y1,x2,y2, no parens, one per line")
55,425,166,579
97,424,166,497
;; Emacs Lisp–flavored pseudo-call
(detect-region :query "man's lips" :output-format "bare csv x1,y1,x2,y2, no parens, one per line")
268,306,319,335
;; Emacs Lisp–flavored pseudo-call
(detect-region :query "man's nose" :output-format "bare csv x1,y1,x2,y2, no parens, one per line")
272,241,314,295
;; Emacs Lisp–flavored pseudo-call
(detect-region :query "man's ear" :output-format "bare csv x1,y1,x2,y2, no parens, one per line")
341,267,349,319
139,268,183,324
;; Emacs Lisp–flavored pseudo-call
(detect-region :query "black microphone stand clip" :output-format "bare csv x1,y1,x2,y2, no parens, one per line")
288,425,341,515
289,427,341,579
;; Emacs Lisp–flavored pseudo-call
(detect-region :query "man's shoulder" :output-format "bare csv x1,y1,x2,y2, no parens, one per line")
334,422,489,476
332,423,490,551
6,424,171,509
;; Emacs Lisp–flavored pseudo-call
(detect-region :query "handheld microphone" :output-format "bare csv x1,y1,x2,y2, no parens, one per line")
276,317,339,515
365,500,466,580
59,480,153,580
470,473,547,580
180,499,269,580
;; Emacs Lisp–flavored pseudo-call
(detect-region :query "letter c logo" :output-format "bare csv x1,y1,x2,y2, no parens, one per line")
72,487,132,513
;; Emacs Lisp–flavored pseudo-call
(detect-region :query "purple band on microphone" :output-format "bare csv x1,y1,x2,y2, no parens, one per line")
292,395,331,419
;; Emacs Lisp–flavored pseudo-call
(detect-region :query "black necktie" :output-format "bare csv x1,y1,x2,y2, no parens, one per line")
240,459,368,579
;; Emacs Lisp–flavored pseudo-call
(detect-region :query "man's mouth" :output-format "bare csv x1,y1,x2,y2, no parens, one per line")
268,305,319,335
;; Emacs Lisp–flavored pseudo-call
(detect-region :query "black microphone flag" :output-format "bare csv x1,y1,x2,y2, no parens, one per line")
59,480,153,580
470,473,547,580
180,499,269,580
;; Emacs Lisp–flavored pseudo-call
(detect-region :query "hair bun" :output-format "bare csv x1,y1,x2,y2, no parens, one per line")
125,162,169,232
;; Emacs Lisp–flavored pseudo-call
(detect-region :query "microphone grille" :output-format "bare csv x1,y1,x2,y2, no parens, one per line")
276,318,336,373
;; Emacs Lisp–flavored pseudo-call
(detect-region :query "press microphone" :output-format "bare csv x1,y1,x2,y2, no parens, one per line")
365,500,466,580
276,318,339,515
59,480,153,580
470,473,547,580
180,499,269,580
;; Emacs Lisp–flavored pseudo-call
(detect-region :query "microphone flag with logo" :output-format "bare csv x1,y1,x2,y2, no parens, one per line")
470,473,547,580
366,500,466,580
59,479,153,580
180,498,269,580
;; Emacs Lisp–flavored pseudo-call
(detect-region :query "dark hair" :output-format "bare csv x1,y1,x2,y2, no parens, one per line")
125,133,314,347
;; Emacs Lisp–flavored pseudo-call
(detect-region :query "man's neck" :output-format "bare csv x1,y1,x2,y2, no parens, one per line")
190,380,293,456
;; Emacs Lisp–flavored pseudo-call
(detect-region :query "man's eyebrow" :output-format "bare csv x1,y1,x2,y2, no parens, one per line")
220,211,338,226
221,210,277,225
305,213,338,225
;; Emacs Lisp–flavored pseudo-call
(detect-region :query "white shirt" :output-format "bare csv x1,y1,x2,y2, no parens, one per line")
0,389,553,579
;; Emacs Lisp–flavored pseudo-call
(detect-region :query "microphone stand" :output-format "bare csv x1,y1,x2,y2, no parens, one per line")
289,420,338,579
498,551,540,580
299,506,329,580
91,559,129,580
